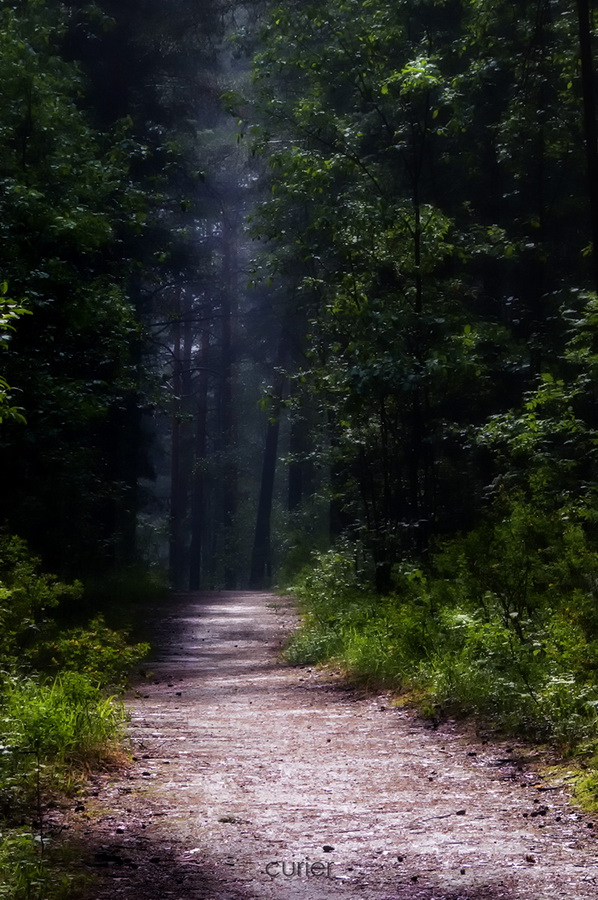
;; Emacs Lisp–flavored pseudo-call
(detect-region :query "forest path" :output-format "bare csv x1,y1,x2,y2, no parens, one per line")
73,591,598,900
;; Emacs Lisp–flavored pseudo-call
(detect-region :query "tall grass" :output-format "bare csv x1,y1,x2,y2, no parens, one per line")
2,673,126,772
0,673,126,899
286,506,598,755
0,534,152,898
0,828,87,900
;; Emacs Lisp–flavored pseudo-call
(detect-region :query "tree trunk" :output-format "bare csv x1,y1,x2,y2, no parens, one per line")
169,292,184,589
577,0,598,293
287,388,315,512
189,326,210,591
249,389,283,588
249,328,289,588
219,214,239,588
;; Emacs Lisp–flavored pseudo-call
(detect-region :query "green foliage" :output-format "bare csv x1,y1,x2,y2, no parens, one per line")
430,505,598,745
0,828,82,900
32,616,149,689
284,623,345,667
252,0,555,571
0,0,153,576
422,611,598,746
0,671,126,836
285,542,370,664
573,761,598,813
0,533,150,686
0,283,29,424
289,495,598,748
0,285,29,352
0,536,143,782
292,540,366,611
1,672,125,784
0,534,145,894
0,534,83,674
431,499,598,634
0,672,123,896
286,543,436,683
251,0,598,596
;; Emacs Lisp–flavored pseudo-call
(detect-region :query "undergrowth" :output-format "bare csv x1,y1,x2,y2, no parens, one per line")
0,533,153,899
286,499,598,804
0,828,90,900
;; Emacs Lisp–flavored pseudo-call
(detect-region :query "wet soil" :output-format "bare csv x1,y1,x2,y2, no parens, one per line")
65,591,598,898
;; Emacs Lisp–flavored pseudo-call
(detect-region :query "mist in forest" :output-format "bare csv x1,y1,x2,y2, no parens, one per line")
2,0,598,599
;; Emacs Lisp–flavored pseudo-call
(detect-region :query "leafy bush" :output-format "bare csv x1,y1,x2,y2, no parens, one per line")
0,533,150,688
0,672,126,817
285,541,376,667
288,500,598,749
0,827,87,900
291,539,367,614
0,534,151,892
421,610,598,743
0,534,82,674
285,542,437,685
31,616,150,689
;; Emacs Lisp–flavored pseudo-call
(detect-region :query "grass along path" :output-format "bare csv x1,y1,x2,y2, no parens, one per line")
66,591,598,899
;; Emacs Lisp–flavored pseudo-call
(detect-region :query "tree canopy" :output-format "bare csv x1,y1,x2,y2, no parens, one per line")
2,0,598,602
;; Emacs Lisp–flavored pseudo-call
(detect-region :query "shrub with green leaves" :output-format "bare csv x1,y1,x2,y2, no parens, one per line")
285,541,375,666
291,539,367,613
0,533,150,687
31,616,150,689
0,826,88,900
420,610,590,737
0,533,147,812
0,534,82,674
0,672,127,817
285,542,437,684
288,499,598,749
0,533,151,892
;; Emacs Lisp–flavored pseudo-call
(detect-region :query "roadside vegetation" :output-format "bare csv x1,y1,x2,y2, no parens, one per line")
0,535,150,900
284,297,598,788
251,0,598,813
3,0,598,876
285,492,598,807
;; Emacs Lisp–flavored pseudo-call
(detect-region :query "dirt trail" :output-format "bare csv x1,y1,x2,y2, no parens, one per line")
70,591,598,899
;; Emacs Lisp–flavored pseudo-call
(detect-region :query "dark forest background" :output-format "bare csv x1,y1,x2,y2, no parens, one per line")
3,0,598,756
2,0,598,594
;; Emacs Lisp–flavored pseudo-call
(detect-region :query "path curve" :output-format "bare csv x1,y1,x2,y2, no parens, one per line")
73,591,598,899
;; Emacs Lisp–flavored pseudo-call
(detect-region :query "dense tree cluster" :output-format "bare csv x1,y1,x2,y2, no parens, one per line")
242,0,598,757
0,0,146,577
248,0,598,589
2,0,598,601
0,0,249,586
